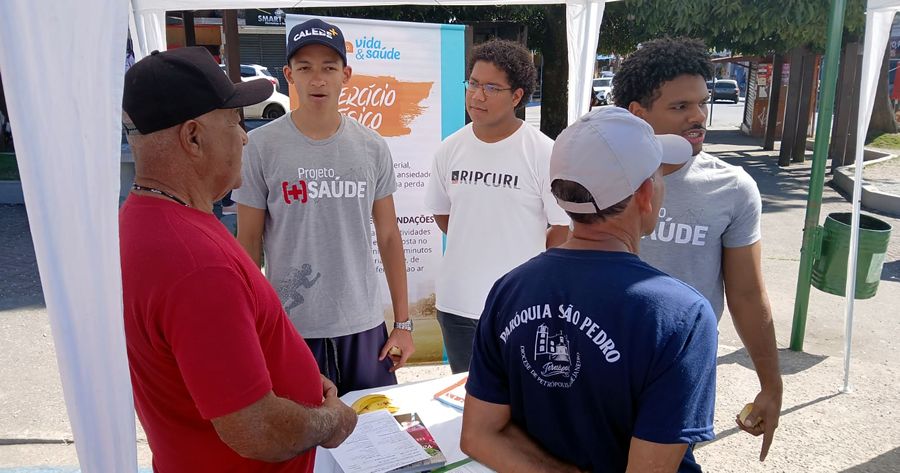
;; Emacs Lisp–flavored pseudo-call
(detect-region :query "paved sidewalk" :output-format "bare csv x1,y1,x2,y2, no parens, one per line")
695,130,900,472
862,151,900,197
1,127,898,471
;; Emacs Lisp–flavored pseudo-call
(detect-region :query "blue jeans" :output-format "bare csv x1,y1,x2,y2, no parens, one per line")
437,310,479,374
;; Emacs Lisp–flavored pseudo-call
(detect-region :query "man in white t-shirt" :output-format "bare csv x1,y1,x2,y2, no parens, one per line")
425,40,570,373
614,37,782,462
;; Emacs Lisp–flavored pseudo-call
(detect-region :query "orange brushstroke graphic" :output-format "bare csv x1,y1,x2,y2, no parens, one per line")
339,75,433,137
286,75,433,137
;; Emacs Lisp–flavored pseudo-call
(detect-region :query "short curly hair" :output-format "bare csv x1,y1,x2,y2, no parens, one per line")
467,39,537,109
612,38,713,109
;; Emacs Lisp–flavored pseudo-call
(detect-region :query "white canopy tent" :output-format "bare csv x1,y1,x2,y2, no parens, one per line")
0,0,606,470
842,0,900,391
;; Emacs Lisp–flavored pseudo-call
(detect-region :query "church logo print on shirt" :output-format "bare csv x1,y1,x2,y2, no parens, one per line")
646,207,710,246
277,264,321,314
534,324,572,377
450,169,521,189
497,303,623,388
281,167,368,205
499,304,622,388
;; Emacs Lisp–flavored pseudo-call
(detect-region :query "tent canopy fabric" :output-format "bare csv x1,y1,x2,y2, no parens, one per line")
1,0,607,471
839,0,900,390
867,0,900,9
0,1,137,471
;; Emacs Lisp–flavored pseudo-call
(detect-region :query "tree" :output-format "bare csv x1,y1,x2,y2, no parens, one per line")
540,5,568,139
598,1,898,142
599,0,867,56
869,39,898,137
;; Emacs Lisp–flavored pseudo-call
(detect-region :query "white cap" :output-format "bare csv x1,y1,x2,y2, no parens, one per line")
550,107,692,214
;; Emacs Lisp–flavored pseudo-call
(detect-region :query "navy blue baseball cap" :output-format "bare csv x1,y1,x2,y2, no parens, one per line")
286,18,347,64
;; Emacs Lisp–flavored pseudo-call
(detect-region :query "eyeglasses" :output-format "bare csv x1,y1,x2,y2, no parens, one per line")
463,80,512,97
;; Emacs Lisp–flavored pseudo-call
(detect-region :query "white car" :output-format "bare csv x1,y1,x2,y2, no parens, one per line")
219,64,290,119
220,63,280,92
244,88,291,119
592,77,614,105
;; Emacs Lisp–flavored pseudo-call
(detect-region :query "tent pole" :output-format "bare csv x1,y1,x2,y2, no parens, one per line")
789,0,847,351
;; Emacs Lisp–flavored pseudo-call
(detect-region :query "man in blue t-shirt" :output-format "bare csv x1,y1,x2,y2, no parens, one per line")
461,107,719,472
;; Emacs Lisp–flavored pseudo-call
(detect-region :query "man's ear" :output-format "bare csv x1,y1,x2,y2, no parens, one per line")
628,101,647,119
283,64,294,85
343,65,353,85
179,120,202,157
512,88,525,108
633,178,655,214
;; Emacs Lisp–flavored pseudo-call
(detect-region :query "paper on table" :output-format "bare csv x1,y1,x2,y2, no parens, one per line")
444,460,494,472
329,409,431,473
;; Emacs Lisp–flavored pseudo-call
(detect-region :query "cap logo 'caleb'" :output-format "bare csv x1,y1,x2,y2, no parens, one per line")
292,27,335,42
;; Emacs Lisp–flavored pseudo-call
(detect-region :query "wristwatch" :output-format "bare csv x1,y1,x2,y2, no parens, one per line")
393,320,414,332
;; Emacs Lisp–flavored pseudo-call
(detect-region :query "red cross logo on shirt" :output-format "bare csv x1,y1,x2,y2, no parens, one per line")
282,180,308,204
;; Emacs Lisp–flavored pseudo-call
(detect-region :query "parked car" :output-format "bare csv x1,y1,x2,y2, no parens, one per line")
707,79,740,103
219,64,280,92
244,89,291,119
592,77,614,105
219,64,290,119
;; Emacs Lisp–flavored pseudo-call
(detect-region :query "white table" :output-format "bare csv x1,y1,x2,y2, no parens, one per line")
314,372,469,473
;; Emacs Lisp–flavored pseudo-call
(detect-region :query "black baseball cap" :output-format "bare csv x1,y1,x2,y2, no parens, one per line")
286,19,347,64
123,47,272,134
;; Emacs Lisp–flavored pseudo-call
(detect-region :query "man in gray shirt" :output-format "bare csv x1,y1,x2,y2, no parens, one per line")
614,38,782,462
234,18,414,395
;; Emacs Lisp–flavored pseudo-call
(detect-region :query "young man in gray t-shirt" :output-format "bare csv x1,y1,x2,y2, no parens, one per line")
233,18,414,394
614,38,783,463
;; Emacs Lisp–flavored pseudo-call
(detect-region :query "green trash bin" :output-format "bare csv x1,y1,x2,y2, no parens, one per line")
811,212,892,299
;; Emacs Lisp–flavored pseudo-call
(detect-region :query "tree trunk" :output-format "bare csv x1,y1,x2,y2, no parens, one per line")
763,54,784,151
779,47,806,166
867,40,898,138
539,4,568,139
830,42,862,170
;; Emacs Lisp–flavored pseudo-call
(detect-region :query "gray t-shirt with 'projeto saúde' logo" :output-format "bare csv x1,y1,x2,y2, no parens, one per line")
640,151,761,319
232,114,397,339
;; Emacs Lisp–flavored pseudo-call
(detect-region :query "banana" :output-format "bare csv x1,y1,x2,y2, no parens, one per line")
351,394,400,414
360,398,399,414
350,394,383,412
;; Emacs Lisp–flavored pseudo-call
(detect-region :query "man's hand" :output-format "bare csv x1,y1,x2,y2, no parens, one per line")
320,385,358,449
723,243,782,462
735,386,782,461
321,374,337,400
379,328,415,372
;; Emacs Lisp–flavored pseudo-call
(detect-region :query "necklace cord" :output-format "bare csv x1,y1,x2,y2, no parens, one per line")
131,184,190,207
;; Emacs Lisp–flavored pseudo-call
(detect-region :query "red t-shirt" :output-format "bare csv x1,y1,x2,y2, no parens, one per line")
120,195,322,472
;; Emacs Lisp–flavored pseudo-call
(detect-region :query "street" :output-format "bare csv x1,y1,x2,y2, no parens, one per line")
525,98,747,131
